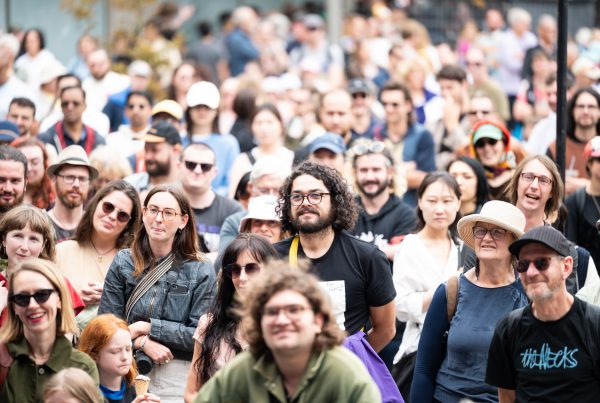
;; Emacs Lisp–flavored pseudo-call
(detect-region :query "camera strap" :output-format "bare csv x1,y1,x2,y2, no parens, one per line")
125,253,175,322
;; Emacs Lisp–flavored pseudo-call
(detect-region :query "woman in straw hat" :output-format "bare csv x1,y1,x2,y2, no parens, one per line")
411,200,528,403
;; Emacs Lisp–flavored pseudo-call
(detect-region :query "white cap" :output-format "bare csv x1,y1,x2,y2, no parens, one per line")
186,81,221,110
239,195,280,232
128,60,152,77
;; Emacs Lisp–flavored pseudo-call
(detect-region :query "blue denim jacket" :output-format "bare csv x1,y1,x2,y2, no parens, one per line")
98,249,216,353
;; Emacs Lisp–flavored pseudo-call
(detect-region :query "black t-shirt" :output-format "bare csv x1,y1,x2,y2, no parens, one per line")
486,298,600,402
274,230,396,334
565,191,600,269
193,194,243,253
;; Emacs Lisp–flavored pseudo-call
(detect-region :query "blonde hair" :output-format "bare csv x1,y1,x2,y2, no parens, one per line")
0,258,78,341
44,368,103,403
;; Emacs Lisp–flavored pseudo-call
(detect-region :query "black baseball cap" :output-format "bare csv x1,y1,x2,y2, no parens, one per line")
141,121,181,145
509,226,571,257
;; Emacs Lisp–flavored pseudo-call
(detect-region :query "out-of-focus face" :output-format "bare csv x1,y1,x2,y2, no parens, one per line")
252,174,283,197
173,64,197,94
468,97,495,127
0,159,26,213
125,94,152,130
220,79,239,111
144,142,173,178
319,92,353,135
92,190,133,241
381,89,410,125
289,88,312,115
417,180,460,232
448,160,477,205
354,153,392,199
95,328,133,380
573,92,599,131
25,31,42,56
7,104,35,136
18,145,44,187
438,79,463,103
309,149,345,173
251,110,283,147
516,159,553,216
188,105,217,130
474,136,505,167
547,81,558,112
465,48,488,83
60,87,86,125
87,52,110,80
54,165,90,209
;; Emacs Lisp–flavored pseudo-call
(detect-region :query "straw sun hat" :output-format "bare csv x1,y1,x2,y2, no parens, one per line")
457,200,526,250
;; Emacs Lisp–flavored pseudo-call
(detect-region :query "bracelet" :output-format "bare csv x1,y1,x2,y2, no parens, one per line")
139,335,149,352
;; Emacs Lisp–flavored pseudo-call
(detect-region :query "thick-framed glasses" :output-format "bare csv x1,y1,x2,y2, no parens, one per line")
516,256,557,273
520,172,552,187
351,141,386,156
184,161,213,173
102,201,131,223
10,289,56,307
473,226,508,240
289,192,330,206
143,205,182,222
55,174,90,185
223,262,261,279
263,304,311,320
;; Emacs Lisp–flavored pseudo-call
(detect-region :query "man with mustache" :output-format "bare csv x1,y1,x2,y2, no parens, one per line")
47,145,98,242
0,145,27,217
350,140,416,261
274,161,396,355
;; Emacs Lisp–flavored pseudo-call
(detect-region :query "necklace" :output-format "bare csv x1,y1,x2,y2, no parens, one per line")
90,239,116,263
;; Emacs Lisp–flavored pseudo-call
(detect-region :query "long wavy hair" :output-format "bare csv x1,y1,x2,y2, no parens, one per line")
194,233,278,386
131,185,201,276
277,161,359,234
11,137,55,209
74,180,141,250
78,313,137,386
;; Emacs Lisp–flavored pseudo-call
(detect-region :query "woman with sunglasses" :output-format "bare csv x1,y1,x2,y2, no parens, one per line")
184,234,277,402
99,185,216,403
0,205,84,327
411,200,528,403
0,258,99,402
56,180,141,330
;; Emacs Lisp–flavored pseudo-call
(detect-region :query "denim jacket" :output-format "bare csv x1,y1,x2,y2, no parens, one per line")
98,249,216,354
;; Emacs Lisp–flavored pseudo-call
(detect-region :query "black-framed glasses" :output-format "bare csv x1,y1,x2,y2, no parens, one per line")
473,226,508,240
516,257,556,273
102,201,131,223
10,289,55,307
143,205,182,222
520,172,552,187
474,138,499,148
184,161,213,173
223,262,261,279
263,304,311,320
289,192,330,206
55,174,90,185
351,141,386,156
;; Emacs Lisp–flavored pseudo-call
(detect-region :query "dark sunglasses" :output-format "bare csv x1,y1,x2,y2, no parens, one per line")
474,138,499,148
184,161,213,173
102,201,131,223
223,263,261,279
516,257,555,273
10,289,55,307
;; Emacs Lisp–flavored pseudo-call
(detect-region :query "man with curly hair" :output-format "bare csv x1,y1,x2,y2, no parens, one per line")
274,161,396,353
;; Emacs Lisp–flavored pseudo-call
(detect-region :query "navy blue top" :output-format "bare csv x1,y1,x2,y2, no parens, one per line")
411,273,528,403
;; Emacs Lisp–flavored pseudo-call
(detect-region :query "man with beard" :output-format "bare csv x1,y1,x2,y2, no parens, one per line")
274,161,396,354
0,145,27,217
179,143,242,255
125,120,181,199
6,97,36,138
486,225,600,402
47,145,98,242
350,140,416,261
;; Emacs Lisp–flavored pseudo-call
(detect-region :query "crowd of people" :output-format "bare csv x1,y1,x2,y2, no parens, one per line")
0,1,599,402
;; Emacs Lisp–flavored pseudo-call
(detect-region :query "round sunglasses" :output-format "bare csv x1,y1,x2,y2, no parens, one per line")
516,256,558,273
223,263,261,279
102,201,131,223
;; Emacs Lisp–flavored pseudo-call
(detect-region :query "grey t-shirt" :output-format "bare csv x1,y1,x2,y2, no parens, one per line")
193,194,243,253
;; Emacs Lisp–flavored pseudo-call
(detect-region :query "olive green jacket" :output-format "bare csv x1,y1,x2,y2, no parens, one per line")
195,346,381,403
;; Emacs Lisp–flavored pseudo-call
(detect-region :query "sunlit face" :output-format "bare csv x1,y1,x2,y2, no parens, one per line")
179,147,216,194
518,243,569,302
261,290,323,356
12,270,60,336
144,142,173,178
92,191,133,241
448,161,477,205
95,328,133,380
309,148,345,173
474,222,514,262
289,175,333,234
173,64,197,93
251,110,283,147
125,94,151,129
355,153,392,199
516,159,553,216
0,160,26,213
474,137,505,167
231,250,262,296
143,191,188,245
381,89,410,125
18,145,44,187
249,219,282,242
319,93,353,135
7,104,35,136
3,223,45,272
53,166,90,209
418,180,460,231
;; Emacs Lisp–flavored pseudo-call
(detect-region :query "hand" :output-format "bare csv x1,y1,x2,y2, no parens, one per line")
442,95,461,131
80,282,103,305
134,393,161,402
142,339,173,365
0,281,7,312
129,321,151,339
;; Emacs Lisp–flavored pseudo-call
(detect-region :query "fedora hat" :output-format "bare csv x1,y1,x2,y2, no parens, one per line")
457,200,526,250
47,145,98,179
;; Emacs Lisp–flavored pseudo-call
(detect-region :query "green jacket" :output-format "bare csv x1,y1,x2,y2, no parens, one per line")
1,335,99,403
194,346,381,403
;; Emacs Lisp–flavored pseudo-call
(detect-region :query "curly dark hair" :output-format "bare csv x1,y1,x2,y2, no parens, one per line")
276,161,359,234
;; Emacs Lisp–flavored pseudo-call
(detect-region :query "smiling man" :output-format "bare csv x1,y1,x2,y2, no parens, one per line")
486,225,600,402
0,145,27,217
274,161,396,353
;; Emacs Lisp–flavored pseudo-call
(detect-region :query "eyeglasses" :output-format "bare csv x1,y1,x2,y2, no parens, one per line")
289,192,330,206
10,289,55,307
223,262,261,279
473,226,508,240
474,138,499,148
184,161,213,173
143,205,182,222
263,304,311,320
351,141,386,156
520,172,552,187
102,201,131,223
516,256,556,273
55,174,90,184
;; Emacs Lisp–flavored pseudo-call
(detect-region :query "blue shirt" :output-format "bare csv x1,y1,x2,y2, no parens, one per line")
226,28,259,76
188,133,240,196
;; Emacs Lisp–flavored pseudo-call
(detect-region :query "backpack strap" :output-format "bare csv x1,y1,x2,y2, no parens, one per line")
445,274,460,323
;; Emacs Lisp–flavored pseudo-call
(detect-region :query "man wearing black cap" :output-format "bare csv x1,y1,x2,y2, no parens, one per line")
125,121,181,198
486,225,600,402
348,78,382,140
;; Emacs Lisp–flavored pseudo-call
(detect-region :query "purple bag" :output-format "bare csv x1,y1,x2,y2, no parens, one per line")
343,331,405,403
